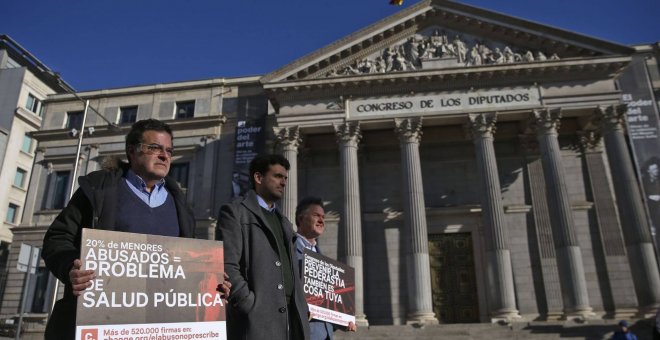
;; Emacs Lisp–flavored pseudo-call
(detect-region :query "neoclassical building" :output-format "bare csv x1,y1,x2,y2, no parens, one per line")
260,0,660,324
3,0,659,331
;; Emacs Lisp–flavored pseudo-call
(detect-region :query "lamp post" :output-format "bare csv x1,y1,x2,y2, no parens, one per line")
69,100,90,200
46,82,120,318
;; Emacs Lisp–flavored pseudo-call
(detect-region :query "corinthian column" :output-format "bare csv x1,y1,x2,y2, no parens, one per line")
333,121,368,326
595,104,660,315
467,113,520,321
274,126,301,222
394,118,438,325
530,108,593,319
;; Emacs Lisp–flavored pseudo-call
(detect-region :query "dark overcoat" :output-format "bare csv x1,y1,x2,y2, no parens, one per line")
41,161,195,340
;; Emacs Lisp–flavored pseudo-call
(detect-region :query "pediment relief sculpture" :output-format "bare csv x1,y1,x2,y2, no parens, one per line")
326,27,560,78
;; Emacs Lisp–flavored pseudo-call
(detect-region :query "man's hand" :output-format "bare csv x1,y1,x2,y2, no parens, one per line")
69,259,95,296
345,321,357,332
216,272,232,299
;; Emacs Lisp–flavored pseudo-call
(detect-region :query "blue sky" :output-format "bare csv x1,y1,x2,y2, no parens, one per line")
3,0,658,91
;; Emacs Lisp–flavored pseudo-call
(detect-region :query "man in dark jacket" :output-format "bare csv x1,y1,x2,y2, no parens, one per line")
41,119,202,339
217,154,310,340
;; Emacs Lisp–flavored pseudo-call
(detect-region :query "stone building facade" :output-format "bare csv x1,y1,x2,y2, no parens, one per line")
2,0,659,330
1,76,264,316
260,0,660,324
0,35,73,313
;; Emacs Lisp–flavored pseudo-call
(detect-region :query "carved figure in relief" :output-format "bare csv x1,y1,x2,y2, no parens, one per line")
478,43,492,62
403,37,421,66
391,50,410,71
418,40,433,59
320,29,562,78
340,63,359,75
443,40,457,57
503,46,515,63
536,51,547,61
467,46,482,66
374,56,387,73
490,47,504,64
454,35,467,63
383,47,396,71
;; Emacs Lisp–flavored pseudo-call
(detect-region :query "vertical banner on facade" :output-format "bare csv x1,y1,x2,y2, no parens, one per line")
231,117,266,197
75,229,226,340
302,249,355,326
230,95,267,198
619,55,660,247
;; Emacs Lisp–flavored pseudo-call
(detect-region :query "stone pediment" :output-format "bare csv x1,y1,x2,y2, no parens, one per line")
261,0,633,84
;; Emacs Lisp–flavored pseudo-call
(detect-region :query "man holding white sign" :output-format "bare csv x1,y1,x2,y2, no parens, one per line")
42,119,229,339
294,197,356,340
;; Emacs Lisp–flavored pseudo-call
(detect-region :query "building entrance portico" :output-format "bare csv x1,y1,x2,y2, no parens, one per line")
260,0,658,327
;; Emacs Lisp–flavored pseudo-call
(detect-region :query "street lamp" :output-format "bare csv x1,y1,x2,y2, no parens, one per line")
46,76,121,317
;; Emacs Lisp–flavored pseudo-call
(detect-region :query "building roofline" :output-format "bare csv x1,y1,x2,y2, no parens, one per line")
263,0,635,83
0,34,76,93
46,75,263,102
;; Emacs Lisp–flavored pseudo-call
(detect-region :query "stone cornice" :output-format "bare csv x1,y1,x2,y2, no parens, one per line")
264,56,630,102
14,106,42,129
30,115,227,142
45,76,261,103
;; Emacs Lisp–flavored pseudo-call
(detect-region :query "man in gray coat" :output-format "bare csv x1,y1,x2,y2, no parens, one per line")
217,154,310,340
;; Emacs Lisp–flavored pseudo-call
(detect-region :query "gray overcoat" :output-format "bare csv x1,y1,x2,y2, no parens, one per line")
217,190,310,340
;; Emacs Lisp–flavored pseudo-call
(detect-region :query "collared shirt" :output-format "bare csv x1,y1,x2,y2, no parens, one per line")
256,194,277,212
124,169,169,208
295,233,317,253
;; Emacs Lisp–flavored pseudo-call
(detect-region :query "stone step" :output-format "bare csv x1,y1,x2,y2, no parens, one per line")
335,319,656,340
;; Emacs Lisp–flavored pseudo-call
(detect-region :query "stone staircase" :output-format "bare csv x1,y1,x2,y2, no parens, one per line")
335,319,656,340
0,317,655,339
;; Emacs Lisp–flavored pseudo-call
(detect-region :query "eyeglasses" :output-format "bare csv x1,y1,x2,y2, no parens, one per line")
137,143,174,157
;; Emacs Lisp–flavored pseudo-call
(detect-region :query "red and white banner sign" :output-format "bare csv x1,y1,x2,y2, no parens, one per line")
303,249,355,326
76,229,226,340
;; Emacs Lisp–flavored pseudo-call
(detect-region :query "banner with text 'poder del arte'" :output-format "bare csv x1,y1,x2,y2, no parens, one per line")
303,249,355,326
76,229,226,340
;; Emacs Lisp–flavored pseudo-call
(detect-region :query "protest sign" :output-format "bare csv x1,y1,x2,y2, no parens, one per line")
302,249,355,326
76,229,226,340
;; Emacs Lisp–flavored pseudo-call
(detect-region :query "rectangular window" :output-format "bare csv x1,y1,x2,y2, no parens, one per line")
14,168,27,188
66,111,84,130
237,95,268,119
48,171,70,210
25,93,43,116
21,134,33,153
119,106,138,124
175,101,195,119
6,204,18,224
27,267,52,313
169,163,189,188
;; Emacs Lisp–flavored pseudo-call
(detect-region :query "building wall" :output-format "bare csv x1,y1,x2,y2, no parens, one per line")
0,78,263,316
